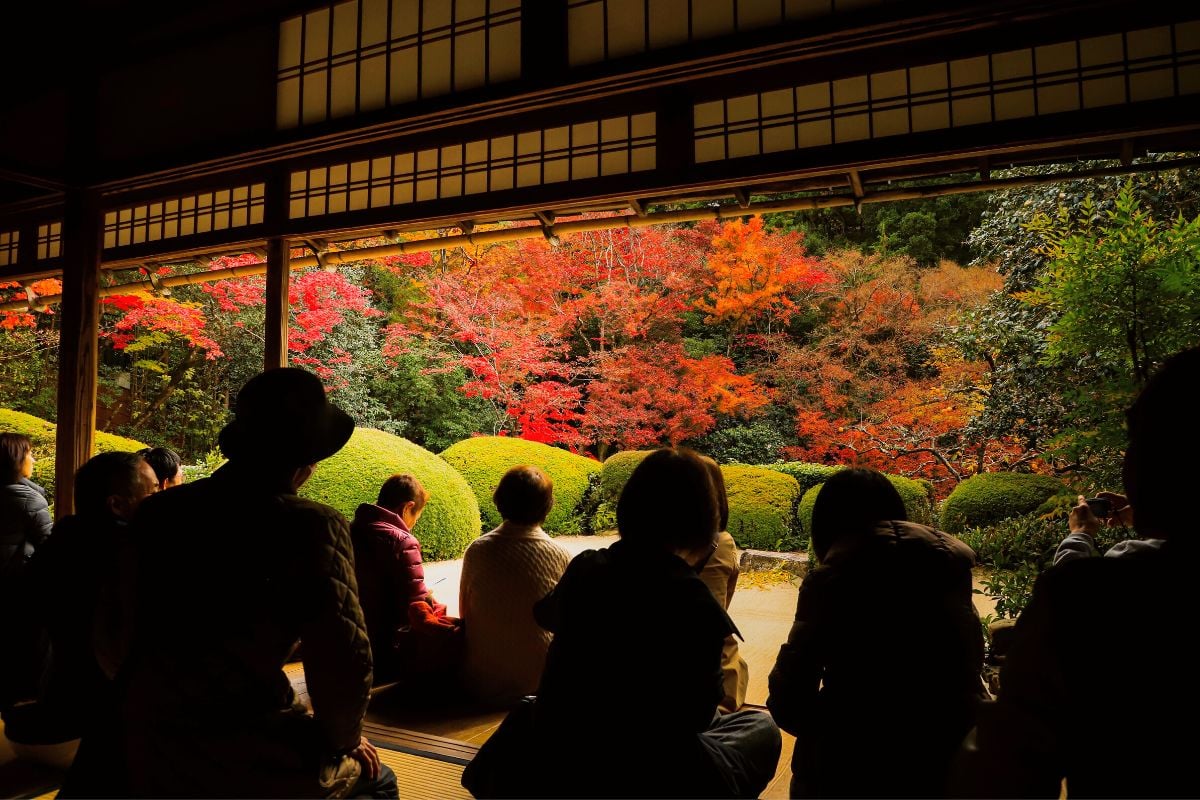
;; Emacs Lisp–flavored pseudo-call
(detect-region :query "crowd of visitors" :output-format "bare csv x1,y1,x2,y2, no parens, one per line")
0,346,1195,798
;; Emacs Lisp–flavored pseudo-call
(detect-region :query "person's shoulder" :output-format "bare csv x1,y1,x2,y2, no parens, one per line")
885,520,977,567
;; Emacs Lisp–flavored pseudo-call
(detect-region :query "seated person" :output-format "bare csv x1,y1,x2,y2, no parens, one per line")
115,369,394,798
958,347,1200,797
0,432,52,710
697,456,749,713
463,448,781,799
21,451,158,791
768,468,985,798
459,465,570,708
351,474,456,682
138,446,185,491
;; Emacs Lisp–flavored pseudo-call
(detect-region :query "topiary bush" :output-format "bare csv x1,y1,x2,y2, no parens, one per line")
302,427,481,560
798,474,937,537
721,465,803,551
0,408,149,502
440,436,601,535
760,462,842,497
594,450,655,533
940,473,1066,534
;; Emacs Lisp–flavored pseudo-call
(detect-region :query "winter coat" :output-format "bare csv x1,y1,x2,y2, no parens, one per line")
350,503,428,679
0,479,52,579
116,462,372,798
523,539,740,797
768,520,985,798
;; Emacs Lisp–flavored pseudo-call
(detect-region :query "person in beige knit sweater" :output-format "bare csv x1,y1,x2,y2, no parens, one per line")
699,456,750,713
459,465,571,708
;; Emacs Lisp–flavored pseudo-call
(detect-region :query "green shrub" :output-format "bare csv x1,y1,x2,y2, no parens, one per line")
0,408,149,502
302,427,481,560
957,514,1064,570
440,436,600,535
798,474,937,539
598,450,654,503
721,465,803,551
760,462,842,497
940,473,1066,534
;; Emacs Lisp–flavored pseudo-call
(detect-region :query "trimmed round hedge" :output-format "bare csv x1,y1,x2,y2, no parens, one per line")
760,462,842,497
302,427,481,560
940,472,1066,534
598,450,655,503
798,473,937,536
721,465,803,551
440,436,601,535
0,408,149,502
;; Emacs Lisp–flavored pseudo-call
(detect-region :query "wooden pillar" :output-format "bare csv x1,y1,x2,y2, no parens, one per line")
264,236,290,370
54,189,102,517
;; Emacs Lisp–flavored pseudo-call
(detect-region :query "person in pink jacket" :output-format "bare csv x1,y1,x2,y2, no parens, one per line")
351,474,455,682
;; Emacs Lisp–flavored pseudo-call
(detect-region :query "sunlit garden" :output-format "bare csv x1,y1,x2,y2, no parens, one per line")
4,158,1200,620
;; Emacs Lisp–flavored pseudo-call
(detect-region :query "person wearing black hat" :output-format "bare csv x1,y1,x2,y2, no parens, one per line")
110,368,396,798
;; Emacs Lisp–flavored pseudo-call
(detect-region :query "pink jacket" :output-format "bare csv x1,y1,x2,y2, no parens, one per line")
350,504,429,661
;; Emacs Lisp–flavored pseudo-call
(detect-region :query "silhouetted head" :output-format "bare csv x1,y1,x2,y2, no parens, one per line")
377,473,428,530
0,433,34,484
218,368,353,469
138,447,184,490
74,451,158,521
1123,347,1200,537
493,465,554,526
617,447,719,560
811,467,907,562
700,455,730,532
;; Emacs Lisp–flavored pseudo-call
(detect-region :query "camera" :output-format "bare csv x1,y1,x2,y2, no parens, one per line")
1084,497,1112,518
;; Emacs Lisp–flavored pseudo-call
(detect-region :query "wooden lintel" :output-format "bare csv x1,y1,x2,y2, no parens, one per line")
732,188,751,209
264,237,290,370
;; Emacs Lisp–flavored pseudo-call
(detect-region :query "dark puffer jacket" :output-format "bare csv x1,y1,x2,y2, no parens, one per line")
0,479,52,578
768,520,985,798
350,503,429,676
116,462,373,797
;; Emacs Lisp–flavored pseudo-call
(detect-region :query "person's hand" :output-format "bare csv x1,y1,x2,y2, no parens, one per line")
1069,495,1101,536
349,736,380,781
1096,491,1134,526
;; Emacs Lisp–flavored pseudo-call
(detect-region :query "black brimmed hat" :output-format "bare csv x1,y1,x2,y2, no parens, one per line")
218,368,355,467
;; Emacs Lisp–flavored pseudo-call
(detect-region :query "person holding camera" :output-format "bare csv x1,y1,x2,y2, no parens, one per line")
1052,491,1161,565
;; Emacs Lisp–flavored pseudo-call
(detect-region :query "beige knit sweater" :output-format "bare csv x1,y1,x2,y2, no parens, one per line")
459,522,572,707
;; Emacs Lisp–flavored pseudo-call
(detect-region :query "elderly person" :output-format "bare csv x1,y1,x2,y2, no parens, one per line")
115,368,395,798
459,465,570,708
769,468,984,798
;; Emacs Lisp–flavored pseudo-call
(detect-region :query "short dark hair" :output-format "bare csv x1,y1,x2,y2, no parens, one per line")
493,465,554,525
1124,347,1200,533
377,474,428,513
0,433,33,484
700,455,730,532
810,467,907,562
74,451,146,517
138,447,182,484
617,447,718,552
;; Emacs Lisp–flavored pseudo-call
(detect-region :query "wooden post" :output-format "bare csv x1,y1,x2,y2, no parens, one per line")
264,236,289,370
54,189,102,517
